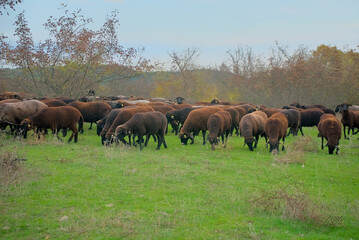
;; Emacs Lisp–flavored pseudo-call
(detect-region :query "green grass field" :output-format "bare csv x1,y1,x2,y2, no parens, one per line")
1,124,359,239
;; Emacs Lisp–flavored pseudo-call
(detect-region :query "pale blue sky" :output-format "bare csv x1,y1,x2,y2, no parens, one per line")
1,0,358,67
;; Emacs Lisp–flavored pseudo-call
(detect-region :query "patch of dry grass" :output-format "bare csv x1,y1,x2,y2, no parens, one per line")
273,136,318,165
251,183,343,227
0,150,25,186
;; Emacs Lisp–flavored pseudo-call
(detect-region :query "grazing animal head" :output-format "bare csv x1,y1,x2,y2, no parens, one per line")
268,139,279,153
244,138,255,151
115,126,130,142
19,118,33,138
208,135,219,146
179,133,193,145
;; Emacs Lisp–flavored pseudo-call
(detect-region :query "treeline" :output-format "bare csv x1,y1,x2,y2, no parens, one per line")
150,45,359,109
0,6,358,108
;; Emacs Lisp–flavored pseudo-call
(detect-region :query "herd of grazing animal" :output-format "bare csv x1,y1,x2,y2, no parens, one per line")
0,91,358,154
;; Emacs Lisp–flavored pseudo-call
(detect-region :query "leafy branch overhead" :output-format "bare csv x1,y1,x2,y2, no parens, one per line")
0,5,156,97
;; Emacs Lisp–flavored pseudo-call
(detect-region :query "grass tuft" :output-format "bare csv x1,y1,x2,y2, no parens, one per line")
0,149,25,186
251,183,343,227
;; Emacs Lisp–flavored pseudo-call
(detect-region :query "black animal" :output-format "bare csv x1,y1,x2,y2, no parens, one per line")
297,108,324,136
165,107,194,135
280,109,301,136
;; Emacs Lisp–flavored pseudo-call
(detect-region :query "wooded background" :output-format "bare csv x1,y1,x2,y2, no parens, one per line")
1,5,358,108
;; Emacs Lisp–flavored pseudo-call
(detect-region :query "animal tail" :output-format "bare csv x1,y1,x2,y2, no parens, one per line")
78,114,84,134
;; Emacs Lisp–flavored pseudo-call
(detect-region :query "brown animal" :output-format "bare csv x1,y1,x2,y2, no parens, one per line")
207,111,232,150
115,111,167,150
170,103,193,110
179,107,222,145
238,103,256,113
53,97,76,104
318,114,342,154
41,99,68,107
232,106,246,119
264,112,289,153
151,105,175,115
239,111,267,151
20,106,84,142
105,106,154,142
261,108,281,118
68,101,112,131
221,107,240,136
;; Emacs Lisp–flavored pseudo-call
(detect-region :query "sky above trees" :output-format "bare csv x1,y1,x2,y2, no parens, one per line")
1,0,358,67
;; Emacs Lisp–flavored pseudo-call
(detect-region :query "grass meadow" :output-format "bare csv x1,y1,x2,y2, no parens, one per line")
1,124,359,239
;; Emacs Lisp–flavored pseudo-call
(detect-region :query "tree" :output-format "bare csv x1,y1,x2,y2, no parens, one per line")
0,5,155,97
167,48,200,99
0,0,22,15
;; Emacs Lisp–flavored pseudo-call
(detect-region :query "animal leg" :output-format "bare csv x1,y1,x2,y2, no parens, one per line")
254,135,259,148
347,127,351,139
299,126,304,136
162,135,167,148
152,134,157,142
321,136,324,149
68,132,74,142
202,130,207,145
145,134,150,147
156,133,162,150
139,135,143,150
88,122,93,130
55,130,63,142
62,128,68,137
282,136,286,151
224,131,230,148
235,125,239,136
343,126,347,139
